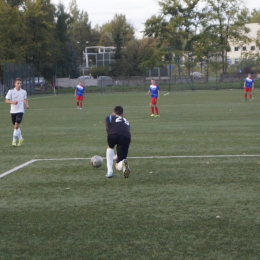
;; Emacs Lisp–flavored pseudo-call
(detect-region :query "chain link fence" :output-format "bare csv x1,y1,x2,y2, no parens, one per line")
1,60,260,97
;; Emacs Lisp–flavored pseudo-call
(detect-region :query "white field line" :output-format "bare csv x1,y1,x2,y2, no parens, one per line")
0,160,37,179
0,158,91,179
1,154,260,179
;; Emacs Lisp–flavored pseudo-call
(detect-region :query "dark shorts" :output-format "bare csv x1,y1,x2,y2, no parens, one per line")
11,113,23,125
107,134,131,163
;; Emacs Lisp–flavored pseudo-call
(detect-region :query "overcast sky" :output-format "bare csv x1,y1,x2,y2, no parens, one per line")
52,0,260,38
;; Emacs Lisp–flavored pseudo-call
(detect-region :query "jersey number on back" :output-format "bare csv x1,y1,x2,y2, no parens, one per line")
115,117,129,126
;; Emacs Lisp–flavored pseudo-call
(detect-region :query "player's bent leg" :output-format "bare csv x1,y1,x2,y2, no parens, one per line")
115,136,130,177
122,159,130,178
116,159,130,178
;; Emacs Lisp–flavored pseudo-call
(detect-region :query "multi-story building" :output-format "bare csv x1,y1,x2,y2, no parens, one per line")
228,23,260,65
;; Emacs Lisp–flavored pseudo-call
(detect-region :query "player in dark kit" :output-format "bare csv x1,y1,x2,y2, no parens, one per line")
105,105,131,178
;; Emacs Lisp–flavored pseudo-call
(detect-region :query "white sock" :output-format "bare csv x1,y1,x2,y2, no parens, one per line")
106,148,114,174
17,128,23,140
13,129,18,142
117,160,124,171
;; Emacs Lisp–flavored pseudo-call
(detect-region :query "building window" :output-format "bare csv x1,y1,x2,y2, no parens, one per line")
242,46,247,51
234,59,239,64
234,47,239,51
251,46,255,50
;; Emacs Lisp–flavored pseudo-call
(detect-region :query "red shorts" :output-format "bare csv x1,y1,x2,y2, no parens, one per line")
244,88,252,93
150,98,157,105
76,96,84,101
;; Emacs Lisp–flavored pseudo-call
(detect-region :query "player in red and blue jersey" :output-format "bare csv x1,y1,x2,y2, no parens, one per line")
146,79,160,117
74,80,86,109
244,73,254,101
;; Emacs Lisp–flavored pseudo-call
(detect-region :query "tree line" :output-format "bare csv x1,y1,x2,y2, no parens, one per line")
0,0,260,82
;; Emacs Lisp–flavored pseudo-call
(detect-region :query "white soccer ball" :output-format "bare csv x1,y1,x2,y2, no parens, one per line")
91,155,103,168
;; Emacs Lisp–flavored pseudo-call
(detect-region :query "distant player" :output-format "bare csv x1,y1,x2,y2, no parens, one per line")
5,78,29,146
105,105,131,178
244,73,254,101
146,79,160,117
74,80,85,109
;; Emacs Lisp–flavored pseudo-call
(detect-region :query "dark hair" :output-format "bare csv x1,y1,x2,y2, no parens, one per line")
15,78,22,83
114,105,123,115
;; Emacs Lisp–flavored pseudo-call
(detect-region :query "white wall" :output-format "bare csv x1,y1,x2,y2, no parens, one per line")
56,78,97,88
228,23,260,64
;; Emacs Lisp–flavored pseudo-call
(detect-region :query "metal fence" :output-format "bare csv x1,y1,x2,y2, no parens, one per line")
4,63,35,95
0,84,4,98
2,61,260,97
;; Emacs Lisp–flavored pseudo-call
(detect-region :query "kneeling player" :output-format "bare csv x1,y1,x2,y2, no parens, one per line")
105,105,131,178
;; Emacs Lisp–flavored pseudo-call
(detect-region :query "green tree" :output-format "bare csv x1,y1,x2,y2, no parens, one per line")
23,0,57,79
100,14,135,77
4,0,23,7
100,14,135,46
143,0,204,76
90,66,109,78
110,32,123,77
99,31,114,46
0,0,27,78
202,0,251,74
54,3,73,77
89,25,102,47
125,38,161,76
68,0,91,76
249,9,260,23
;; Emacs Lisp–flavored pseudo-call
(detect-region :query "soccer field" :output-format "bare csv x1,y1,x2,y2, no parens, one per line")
0,90,260,259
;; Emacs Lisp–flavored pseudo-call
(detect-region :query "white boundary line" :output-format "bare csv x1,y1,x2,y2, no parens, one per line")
0,158,90,179
0,160,37,179
1,154,260,179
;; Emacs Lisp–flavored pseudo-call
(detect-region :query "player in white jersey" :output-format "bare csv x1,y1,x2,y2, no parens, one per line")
5,78,29,146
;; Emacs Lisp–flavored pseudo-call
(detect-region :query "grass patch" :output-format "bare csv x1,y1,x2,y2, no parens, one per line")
0,90,260,259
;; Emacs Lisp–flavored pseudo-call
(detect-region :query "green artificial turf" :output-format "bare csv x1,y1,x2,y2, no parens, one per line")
0,90,260,259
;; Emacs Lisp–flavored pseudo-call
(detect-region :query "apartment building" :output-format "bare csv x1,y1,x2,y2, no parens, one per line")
228,23,260,65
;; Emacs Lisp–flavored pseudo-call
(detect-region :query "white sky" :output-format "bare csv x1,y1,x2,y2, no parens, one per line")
52,0,260,38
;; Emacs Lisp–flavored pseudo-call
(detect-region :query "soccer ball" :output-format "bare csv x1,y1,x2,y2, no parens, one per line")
91,155,103,168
